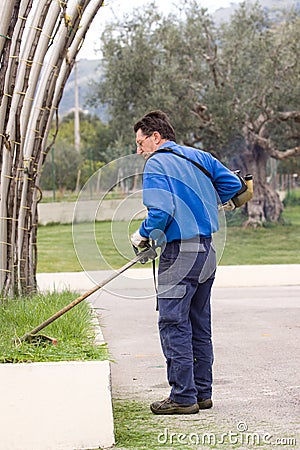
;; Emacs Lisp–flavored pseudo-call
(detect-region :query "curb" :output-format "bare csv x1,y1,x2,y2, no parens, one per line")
0,361,115,450
0,307,115,450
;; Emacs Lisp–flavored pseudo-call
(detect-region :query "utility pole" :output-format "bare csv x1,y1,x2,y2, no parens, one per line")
74,60,81,153
74,60,81,193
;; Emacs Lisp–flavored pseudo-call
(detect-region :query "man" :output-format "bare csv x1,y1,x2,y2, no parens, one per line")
131,110,241,415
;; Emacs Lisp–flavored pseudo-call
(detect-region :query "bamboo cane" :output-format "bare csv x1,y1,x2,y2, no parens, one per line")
0,0,105,296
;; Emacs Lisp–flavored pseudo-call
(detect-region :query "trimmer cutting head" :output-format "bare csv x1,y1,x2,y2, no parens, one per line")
15,334,58,346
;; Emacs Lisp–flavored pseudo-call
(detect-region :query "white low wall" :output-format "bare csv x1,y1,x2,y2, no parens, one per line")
38,197,146,225
0,360,115,450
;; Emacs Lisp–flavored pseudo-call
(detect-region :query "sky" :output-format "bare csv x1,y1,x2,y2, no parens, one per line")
78,0,244,60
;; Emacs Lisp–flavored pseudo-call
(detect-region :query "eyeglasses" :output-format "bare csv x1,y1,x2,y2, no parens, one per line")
136,135,150,149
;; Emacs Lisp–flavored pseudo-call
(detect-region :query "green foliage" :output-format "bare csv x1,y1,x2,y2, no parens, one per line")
41,143,82,192
91,2,214,148
89,1,300,157
283,189,300,207
0,291,108,363
86,0,300,223
278,157,300,179
217,4,300,154
40,112,115,191
80,159,104,186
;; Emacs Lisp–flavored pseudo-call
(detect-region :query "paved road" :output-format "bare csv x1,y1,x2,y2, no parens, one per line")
91,285,300,442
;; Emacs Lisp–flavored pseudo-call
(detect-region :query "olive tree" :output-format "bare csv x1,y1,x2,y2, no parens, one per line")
212,4,300,225
91,1,300,225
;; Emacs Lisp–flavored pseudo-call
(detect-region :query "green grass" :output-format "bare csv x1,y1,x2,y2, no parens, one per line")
283,188,300,207
113,400,288,449
113,399,210,450
41,190,126,203
0,291,108,363
37,222,83,272
220,206,300,265
37,206,300,272
282,205,300,225
37,220,145,272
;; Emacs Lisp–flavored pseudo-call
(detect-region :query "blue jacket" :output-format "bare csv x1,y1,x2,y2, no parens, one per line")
139,141,242,242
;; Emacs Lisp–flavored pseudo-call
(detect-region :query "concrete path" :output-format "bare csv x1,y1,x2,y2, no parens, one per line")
37,267,300,448
90,285,300,441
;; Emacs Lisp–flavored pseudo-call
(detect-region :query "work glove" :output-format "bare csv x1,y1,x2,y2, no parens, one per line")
130,229,149,248
220,199,236,211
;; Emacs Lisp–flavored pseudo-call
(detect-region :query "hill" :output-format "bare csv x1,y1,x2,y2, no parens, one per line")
214,0,299,24
58,59,107,120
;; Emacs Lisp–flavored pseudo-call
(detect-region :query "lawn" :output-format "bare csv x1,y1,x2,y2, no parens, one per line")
37,206,300,272
221,206,300,265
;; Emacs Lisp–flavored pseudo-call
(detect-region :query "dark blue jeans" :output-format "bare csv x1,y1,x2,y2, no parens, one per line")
157,237,216,405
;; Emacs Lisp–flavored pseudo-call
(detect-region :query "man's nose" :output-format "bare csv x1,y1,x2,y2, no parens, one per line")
137,147,143,154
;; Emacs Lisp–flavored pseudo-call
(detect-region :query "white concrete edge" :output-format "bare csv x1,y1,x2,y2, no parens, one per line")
90,305,107,346
90,306,116,450
0,304,115,450
214,264,300,288
37,264,300,293
0,360,115,450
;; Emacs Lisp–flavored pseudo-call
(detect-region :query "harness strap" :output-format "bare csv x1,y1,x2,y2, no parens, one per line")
153,147,214,182
152,258,159,311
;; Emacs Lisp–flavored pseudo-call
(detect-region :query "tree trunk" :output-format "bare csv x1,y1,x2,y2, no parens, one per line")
239,143,283,227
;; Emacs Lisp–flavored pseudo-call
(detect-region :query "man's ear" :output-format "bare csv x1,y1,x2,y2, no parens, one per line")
153,131,162,144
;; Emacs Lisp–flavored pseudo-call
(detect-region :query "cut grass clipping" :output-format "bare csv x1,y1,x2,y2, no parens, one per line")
113,399,240,450
113,400,297,450
0,291,108,363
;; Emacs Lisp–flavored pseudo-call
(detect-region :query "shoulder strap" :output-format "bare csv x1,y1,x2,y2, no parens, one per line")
153,147,214,182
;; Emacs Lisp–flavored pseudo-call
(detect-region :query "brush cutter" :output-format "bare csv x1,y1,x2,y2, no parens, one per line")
18,243,157,345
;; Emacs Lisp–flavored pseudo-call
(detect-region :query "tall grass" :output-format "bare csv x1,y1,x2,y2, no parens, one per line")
0,291,108,363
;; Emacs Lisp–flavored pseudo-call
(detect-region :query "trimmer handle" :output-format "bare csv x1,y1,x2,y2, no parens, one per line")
132,241,157,264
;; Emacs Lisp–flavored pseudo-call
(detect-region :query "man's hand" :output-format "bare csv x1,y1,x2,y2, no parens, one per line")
220,199,236,211
130,229,149,248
